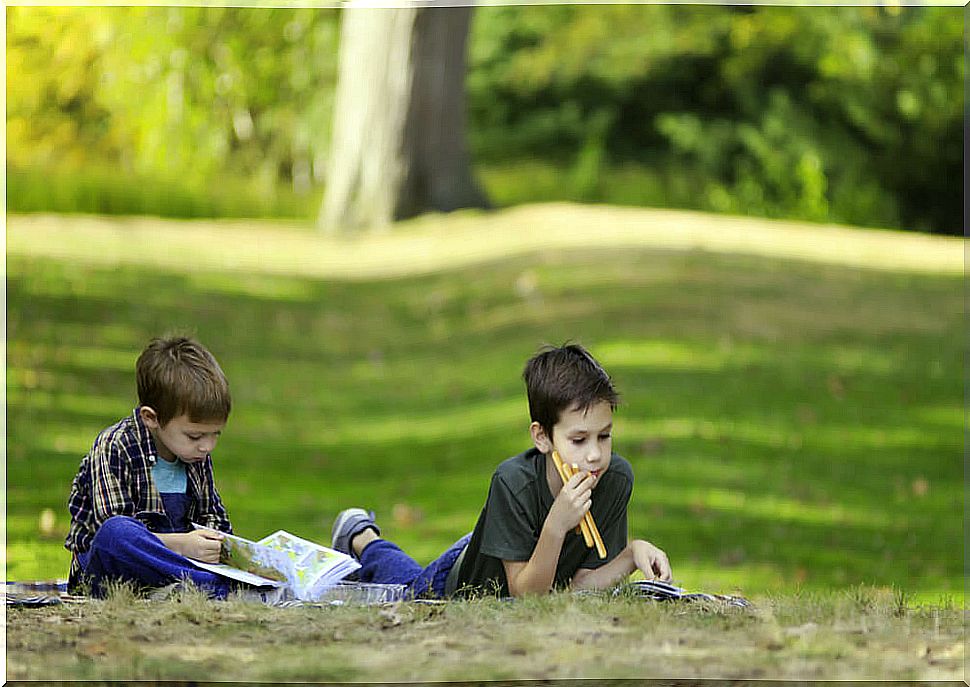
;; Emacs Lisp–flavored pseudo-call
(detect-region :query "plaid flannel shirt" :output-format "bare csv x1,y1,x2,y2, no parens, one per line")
65,408,232,584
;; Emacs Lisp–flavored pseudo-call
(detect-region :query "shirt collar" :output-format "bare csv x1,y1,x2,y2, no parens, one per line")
131,406,159,466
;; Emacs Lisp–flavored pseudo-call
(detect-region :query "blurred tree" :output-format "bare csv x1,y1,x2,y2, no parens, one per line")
319,5,489,232
466,4,962,234
7,7,121,170
95,7,340,194
7,5,961,233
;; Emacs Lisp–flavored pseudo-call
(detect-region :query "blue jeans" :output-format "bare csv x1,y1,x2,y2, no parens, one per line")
76,515,231,598
357,533,471,599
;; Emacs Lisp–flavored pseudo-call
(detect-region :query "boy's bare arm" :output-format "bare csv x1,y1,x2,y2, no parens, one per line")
502,471,595,596
502,528,566,596
570,539,672,590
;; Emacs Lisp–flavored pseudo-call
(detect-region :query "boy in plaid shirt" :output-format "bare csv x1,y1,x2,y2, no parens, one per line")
66,336,235,597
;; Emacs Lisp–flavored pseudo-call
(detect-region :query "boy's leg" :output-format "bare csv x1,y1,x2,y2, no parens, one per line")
80,515,231,598
356,539,424,586
334,508,424,587
359,533,471,598
405,533,472,598
334,509,469,597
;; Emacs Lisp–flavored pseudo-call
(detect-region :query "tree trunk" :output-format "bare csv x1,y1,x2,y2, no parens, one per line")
319,5,488,233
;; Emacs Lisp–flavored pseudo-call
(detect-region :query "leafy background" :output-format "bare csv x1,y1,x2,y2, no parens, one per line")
7,4,963,232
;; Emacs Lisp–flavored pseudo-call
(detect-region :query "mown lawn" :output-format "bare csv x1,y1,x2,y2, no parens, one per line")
6,584,964,681
5,206,963,607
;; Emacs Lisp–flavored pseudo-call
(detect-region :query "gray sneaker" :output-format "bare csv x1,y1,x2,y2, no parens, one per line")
331,508,381,558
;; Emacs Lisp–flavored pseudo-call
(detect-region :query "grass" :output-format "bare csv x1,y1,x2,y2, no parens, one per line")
6,583,964,680
9,157,945,235
8,164,320,220
5,205,963,612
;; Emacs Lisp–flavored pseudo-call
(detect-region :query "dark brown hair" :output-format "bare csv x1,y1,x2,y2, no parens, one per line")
136,336,231,425
523,343,619,438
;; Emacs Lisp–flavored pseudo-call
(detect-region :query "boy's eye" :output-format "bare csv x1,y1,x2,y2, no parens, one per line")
187,434,203,441
599,434,612,441
570,437,586,445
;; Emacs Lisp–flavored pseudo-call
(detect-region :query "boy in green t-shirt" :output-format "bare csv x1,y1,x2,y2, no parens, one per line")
331,343,671,598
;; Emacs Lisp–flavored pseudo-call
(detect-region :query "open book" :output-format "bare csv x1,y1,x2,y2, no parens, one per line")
619,579,750,607
189,524,361,601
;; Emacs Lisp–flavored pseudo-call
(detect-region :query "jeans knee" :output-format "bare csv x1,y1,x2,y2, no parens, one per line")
92,515,145,550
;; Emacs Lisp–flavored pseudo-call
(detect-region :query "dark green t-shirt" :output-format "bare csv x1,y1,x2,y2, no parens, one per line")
454,447,633,597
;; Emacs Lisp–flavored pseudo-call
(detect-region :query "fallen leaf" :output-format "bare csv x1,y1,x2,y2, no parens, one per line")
392,503,423,528
380,603,406,627
827,375,845,399
911,477,929,497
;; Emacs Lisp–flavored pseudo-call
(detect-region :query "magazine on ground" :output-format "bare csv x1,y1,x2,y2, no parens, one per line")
188,524,361,601
618,579,751,607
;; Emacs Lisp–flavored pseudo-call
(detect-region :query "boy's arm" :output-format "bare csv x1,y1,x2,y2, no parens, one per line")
570,539,671,590
501,471,595,597
89,442,137,522
501,529,566,596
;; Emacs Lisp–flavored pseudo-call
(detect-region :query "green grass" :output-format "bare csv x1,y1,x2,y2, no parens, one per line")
5,208,963,607
6,583,964,680
477,159,909,232
7,164,320,220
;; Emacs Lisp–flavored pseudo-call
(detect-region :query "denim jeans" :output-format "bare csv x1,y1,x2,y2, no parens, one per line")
76,515,231,598
357,533,472,598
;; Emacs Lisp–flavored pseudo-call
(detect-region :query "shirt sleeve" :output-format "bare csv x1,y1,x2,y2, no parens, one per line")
191,458,233,533
478,473,540,561
89,439,136,524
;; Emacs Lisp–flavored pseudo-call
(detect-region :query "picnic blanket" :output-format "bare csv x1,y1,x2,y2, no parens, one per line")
6,580,83,607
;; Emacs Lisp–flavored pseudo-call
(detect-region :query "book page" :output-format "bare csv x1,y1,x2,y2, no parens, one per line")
258,530,360,600
188,524,294,588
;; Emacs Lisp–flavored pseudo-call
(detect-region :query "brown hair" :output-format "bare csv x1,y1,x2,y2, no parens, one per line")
136,336,231,425
523,343,619,438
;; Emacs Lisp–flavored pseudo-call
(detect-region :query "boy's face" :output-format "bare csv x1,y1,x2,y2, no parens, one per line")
534,399,613,486
140,407,225,464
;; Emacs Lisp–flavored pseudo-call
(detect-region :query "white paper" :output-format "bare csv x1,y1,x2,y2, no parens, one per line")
188,559,287,588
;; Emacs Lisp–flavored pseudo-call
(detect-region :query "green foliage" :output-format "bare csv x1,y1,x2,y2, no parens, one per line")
6,7,122,169
7,6,339,214
467,5,962,233
94,7,340,188
6,5,963,233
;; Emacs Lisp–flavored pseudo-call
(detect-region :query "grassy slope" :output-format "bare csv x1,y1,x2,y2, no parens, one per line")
5,204,963,604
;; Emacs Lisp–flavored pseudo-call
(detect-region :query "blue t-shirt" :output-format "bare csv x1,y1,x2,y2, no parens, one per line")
152,458,190,532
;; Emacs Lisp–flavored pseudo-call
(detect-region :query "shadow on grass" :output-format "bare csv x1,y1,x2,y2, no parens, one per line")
6,247,961,596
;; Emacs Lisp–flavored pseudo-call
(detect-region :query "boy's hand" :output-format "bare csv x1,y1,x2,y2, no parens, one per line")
546,470,594,539
161,529,225,563
630,539,672,582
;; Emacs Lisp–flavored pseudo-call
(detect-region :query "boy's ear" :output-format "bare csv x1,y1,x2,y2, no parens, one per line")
139,406,160,430
530,421,553,454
